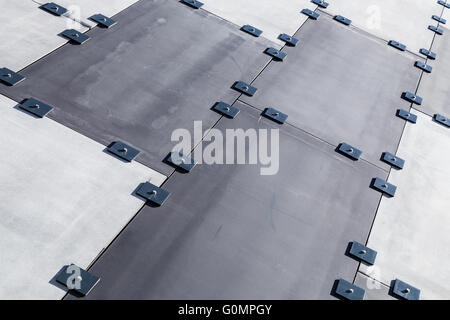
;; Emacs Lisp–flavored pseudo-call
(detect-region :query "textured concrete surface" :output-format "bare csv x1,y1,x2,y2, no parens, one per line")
240,14,421,170
326,0,443,54
360,111,450,300
416,26,450,116
55,0,140,27
202,0,317,47
0,0,272,176
354,273,394,300
0,0,87,72
0,94,166,300
73,102,386,300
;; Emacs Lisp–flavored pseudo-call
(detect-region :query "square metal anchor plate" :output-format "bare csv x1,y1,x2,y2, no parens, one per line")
41,2,68,16
392,279,420,300
61,29,90,44
334,15,351,26
311,0,329,8
0,68,25,86
89,14,117,28
337,143,362,161
167,152,196,172
434,114,450,127
279,34,299,46
428,25,444,35
381,152,405,169
265,48,287,61
349,241,377,265
56,264,100,296
335,279,365,300
414,61,432,73
241,25,263,37
181,0,204,9
301,9,320,20
397,109,417,123
419,48,436,60
212,102,240,119
262,108,288,124
136,182,170,206
233,81,257,96
388,40,406,51
107,141,140,162
371,177,397,197
19,98,53,118
432,15,446,24
402,91,422,105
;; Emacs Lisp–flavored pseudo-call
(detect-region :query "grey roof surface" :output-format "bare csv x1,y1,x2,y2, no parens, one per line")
1,0,450,300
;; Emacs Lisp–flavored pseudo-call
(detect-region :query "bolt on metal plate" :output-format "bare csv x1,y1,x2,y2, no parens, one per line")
311,0,329,9
61,29,90,44
279,34,299,46
396,109,417,123
233,81,257,96
335,279,365,300
41,2,68,16
212,102,240,119
89,14,117,28
381,152,405,169
334,15,351,26
19,98,53,118
167,152,196,172
371,177,397,197
337,143,362,161
0,68,25,86
136,182,170,206
414,61,432,73
241,25,263,37
428,25,444,35
264,47,287,61
432,15,446,24
392,279,420,300
107,141,140,162
438,0,450,9
419,48,436,60
434,114,450,127
402,91,422,105
181,0,204,9
388,40,406,51
56,264,100,296
262,108,288,124
349,241,377,265
301,9,320,20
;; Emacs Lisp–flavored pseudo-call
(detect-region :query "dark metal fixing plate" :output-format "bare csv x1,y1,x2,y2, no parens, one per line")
211,102,240,119
381,152,405,169
0,68,25,86
388,40,406,51
262,107,288,124
392,279,420,300
264,47,287,61
335,279,365,300
233,81,257,96
312,0,329,9
402,91,422,105
107,141,140,162
334,15,352,26
61,29,90,44
40,2,68,16
371,177,397,197
301,8,320,20
241,24,263,37
56,264,100,296
432,15,446,24
19,98,53,118
434,114,450,127
419,48,436,60
337,143,362,161
278,34,299,46
89,14,117,28
167,152,196,172
428,25,444,35
136,182,170,206
396,109,417,123
181,0,204,9
414,61,432,73
349,241,377,265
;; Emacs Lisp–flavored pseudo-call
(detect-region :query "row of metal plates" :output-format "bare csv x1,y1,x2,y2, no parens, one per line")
0,0,449,299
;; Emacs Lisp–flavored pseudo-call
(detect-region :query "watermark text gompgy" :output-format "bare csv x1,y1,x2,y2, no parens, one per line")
171,121,280,175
